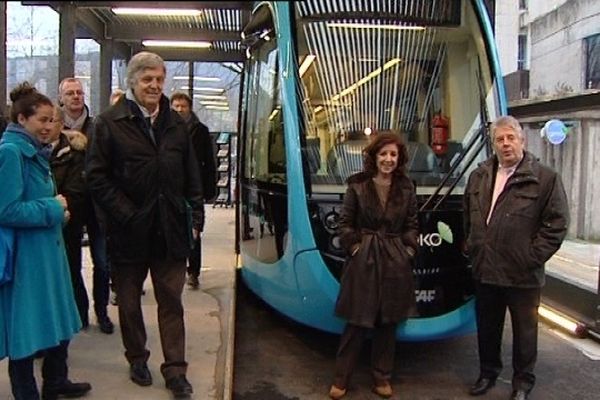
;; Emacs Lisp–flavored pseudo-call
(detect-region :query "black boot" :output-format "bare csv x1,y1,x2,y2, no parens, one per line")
166,375,193,398
97,314,114,334
41,380,92,399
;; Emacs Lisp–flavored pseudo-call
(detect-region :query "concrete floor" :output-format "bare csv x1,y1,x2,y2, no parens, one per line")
233,280,600,400
0,207,237,400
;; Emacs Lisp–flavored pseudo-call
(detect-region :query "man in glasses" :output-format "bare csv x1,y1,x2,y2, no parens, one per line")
59,78,114,335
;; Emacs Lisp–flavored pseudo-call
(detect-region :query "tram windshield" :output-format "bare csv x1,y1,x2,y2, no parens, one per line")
294,0,498,196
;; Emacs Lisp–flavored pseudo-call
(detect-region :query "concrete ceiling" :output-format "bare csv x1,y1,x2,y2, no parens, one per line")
22,1,253,62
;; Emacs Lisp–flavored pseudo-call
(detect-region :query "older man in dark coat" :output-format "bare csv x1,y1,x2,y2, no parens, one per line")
86,51,204,399
464,116,569,400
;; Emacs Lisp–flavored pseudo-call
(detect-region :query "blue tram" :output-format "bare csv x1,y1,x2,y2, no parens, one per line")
237,0,507,341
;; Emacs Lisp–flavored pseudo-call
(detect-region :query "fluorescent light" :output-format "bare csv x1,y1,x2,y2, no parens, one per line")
299,55,316,78
314,106,324,113
112,8,202,17
268,109,279,121
193,94,228,100
538,305,587,337
200,101,229,106
142,40,211,49
193,87,225,93
327,22,425,31
205,106,229,111
75,75,90,79
180,86,224,93
173,76,221,82
331,58,402,101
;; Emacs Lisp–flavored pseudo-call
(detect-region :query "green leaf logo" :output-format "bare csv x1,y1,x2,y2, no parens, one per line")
437,221,453,244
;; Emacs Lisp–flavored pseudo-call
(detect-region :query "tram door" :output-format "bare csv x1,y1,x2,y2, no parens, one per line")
239,7,288,264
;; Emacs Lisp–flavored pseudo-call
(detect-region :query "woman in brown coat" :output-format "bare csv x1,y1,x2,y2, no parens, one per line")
330,132,419,399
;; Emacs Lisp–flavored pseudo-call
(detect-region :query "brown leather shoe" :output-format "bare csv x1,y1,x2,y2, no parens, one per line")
372,381,393,398
329,384,347,399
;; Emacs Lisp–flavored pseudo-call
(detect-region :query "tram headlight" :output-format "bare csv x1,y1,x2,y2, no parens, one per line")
330,235,342,251
324,210,339,232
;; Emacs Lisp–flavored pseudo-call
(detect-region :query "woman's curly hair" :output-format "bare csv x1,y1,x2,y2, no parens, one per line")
9,81,53,123
362,132,409,177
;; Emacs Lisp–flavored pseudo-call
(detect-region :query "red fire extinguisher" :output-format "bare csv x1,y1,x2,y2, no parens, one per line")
431,113,449,156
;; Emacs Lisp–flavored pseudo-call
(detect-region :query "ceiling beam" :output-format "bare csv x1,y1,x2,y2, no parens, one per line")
107,23,240,42
151,48,244,63
75,8,105,41
71,2,253,10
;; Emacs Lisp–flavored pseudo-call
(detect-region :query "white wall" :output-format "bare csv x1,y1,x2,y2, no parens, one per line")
528,0,570,21
524,115,600,240
529,0,600,95
494,0,520,75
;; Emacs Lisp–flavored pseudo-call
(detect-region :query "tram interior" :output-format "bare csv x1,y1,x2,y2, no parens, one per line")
296,1,493,194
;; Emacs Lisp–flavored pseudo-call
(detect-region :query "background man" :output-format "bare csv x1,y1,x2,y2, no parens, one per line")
58,77,113,334
464,115,569,400
86,51,204,398
170,92,216,289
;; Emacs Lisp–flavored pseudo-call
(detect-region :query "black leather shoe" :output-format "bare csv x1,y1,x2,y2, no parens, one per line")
98,315,114,334
510,389,528,400
130,362,153,386
166,375,193,398
186,275,200,289
469,377,496,396
41,379,92,399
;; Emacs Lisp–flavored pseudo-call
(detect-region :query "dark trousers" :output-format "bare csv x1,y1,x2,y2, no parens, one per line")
8,341,69,400
475,282,541,392
187,236,202,278
333,322,397,389
87,209,110,320
63,223,87,326
112,258,187,379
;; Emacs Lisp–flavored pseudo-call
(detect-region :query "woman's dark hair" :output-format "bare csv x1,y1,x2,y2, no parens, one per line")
363,132,409,177
9,82,53,124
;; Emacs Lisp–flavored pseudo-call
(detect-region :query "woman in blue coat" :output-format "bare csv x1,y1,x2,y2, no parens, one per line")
0,83,91,400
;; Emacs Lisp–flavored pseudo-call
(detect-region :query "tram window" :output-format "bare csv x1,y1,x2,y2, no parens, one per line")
240,5,288,264
243,37,285,185
294,0,494,195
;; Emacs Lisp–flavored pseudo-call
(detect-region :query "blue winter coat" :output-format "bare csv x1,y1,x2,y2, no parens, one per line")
0,126,81,360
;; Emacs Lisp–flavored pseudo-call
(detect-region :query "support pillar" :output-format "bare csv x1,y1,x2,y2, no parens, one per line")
0,2,7,113
100,38,113,111
58,3,76,83
188,61,194,104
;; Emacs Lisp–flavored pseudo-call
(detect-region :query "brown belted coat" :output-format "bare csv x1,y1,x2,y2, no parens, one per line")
335,172,419,328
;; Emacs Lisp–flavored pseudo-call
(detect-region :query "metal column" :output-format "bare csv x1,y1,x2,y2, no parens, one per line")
188,61,194,104
100,39,113,111
58,2,76,83
0,2,7,113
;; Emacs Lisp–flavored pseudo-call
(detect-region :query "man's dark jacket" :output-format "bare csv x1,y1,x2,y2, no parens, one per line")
51,131,87,231
86,94,204,264
62,103,98,227
186,112,216,201
51,131,88,272
464,151,569,288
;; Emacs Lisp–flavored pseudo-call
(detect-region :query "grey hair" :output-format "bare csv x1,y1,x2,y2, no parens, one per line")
126,52,166,88
490,115,523,139
58,77,83,95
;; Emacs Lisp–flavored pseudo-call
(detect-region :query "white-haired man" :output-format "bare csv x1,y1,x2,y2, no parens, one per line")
86,52,204,398
464,115,569,400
